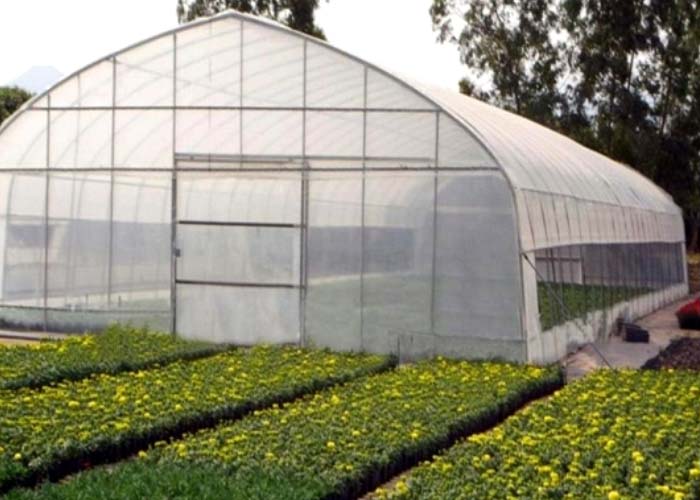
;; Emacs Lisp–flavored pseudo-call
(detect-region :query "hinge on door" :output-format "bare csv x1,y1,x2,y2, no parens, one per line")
174,248,182,258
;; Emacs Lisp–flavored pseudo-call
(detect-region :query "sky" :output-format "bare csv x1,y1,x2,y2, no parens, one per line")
0,0,465,92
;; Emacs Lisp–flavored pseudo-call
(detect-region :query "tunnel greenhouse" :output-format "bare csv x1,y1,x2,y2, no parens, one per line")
0,11,688,363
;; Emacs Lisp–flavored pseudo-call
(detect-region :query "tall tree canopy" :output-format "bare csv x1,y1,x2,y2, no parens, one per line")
0,87,32,128
431,0,700,251
177,0,327,39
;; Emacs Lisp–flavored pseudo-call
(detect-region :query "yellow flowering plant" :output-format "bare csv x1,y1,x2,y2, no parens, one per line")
372,369,700,499
0,346,392,493
0,324,228,390
7,359,561,499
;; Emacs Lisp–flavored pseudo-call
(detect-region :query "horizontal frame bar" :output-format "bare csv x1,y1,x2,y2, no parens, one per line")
0,303,170,314
175,153,436,163
178,220,300,228
32,105,439,113
175,279,299,289
0,166,501,173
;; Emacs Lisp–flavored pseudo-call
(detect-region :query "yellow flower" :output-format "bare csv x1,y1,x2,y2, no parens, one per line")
138,451,148,459
326,441,336,450
608,491,620,500
13,453,22,461
690,468,700,478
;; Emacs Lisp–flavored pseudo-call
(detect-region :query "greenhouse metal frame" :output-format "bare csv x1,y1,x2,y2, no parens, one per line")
0,11,688,363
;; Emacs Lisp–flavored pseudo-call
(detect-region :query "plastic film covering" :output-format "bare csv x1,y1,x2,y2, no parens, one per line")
433,172,523,360
420,85,685,250
0,10,687,362
0,173,46,329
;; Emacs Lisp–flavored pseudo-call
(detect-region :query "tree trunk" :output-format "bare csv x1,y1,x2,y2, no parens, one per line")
689,218,700,253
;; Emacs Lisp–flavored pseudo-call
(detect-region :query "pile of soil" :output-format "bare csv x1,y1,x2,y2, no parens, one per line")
643,337,700,370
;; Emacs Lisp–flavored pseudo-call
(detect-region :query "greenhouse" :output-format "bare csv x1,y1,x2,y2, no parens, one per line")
0,11,688,363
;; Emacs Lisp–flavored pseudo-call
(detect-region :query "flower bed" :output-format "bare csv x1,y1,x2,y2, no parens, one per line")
0,325,228,390
0,346,392,493
676,298,700,330
372,369,700,499
9,359,562,499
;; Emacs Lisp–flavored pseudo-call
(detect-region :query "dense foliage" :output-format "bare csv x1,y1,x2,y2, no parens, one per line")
10,359,562,499
538,282,649,331
0,346,391,492
177,0,327,39
431,0,700,251
373,369,700,499
0,87,32,127
0,325,226,390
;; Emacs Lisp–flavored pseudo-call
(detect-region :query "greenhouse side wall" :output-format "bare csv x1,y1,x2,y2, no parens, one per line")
526,242,688,363
304,170,526,362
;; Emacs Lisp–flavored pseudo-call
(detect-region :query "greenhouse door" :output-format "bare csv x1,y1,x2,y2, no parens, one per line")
173,170,303,345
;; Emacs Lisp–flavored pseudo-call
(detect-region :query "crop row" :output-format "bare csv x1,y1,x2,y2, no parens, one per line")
11,359,563,499
0,345,392,492
373,369,700,499
0,325,227,390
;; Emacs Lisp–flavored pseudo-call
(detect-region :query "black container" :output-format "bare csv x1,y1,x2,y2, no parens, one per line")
623,323,649,343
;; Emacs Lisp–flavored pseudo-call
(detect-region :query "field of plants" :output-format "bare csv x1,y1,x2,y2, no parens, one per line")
6,359,561,499
3,326,700,499
372,369,700,499
0,325,227,390
0,340,392,493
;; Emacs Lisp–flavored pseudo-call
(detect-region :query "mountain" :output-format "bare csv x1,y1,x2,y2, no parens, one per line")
8,66,63,94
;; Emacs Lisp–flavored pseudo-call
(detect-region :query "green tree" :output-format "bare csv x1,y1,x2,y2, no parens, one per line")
177,0,328,39
0,86,32,128
431,0,700,252
431,0,565,128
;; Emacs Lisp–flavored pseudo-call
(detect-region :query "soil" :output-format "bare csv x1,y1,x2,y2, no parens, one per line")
643,337,700,370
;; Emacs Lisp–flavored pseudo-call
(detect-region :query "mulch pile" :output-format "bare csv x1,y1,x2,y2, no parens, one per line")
643,337,700,370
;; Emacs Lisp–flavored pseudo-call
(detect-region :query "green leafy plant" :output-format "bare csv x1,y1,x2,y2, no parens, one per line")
0,346,392,493
0,324,228,390
10,359,562,499
373,369,700,499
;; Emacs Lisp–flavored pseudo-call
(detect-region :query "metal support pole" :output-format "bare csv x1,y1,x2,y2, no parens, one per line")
359,66,368,351
298,39,308,347
43,96,51,331
429,111,440,339
170,32,178,336
107,56,116,308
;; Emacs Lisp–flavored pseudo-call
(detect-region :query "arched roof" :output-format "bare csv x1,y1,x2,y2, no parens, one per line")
0,10,684,251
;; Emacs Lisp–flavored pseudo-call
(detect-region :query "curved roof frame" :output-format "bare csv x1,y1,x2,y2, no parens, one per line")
0,10,682,245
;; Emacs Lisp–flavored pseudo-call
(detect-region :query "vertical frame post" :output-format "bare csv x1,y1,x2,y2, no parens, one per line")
429,111,440,343
170,32,178,336
107,56,116,309
359,66,368,351
43,95,51,331
299,39,308,346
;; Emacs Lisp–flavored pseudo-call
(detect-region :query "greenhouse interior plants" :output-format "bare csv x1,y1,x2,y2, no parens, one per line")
0,11,688,363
